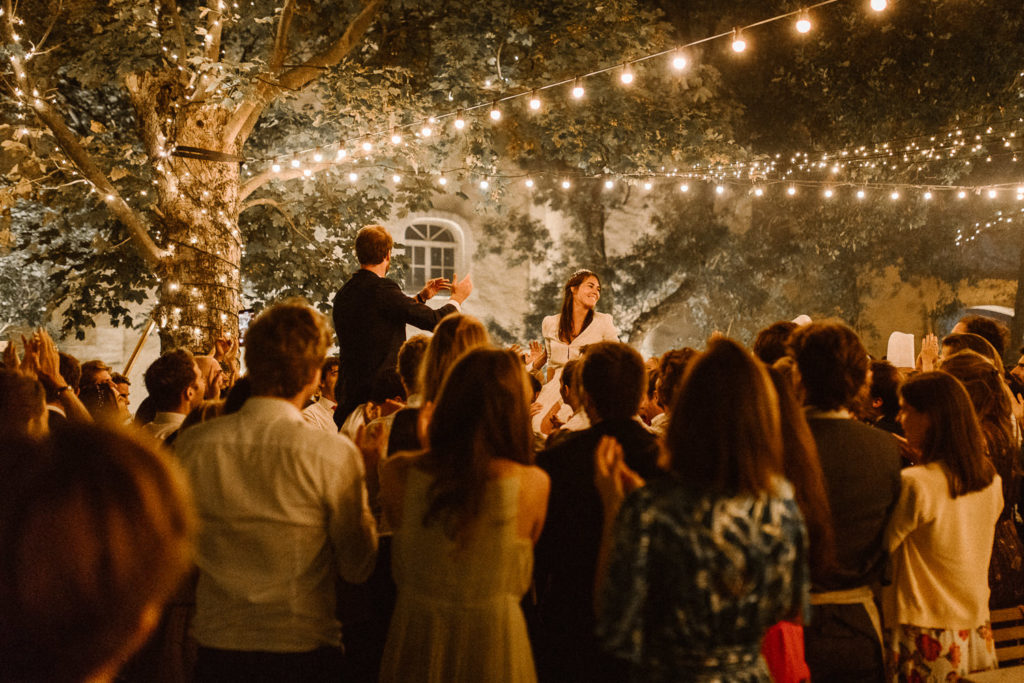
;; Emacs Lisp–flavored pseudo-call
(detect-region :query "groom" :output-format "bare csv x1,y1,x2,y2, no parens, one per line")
332,224,472,426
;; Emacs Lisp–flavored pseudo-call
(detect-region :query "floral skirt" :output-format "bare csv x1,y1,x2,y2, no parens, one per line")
884,623,997,682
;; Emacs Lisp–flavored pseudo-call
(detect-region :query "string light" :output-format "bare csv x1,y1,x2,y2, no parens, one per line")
787,186,797,195
571,78,585,99
731,28,747,53
529,91,541,110
454,110,466,129
796,10,812,34
348,172,358,182
489,103,502,121
392,174,401,183
420,123,433,137
715,185,724,194
562,179,571,189
671,50,688,71
391,129,403,145
525,178,534,188
479,179,489,190
870,0,887,11
361,140,373,152
620,64,635,85
605,179,615,189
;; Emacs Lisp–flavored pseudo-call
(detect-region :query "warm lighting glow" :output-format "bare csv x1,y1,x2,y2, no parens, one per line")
479,179,489,190
454,110,466,130
529,91,542,110
313,151,323,162
348,172,358,182
988,189,998,198
731,28,747,53
290,159,300,168
438,176,447,185
361,141,372,152
957,190,967,199
672,51,687,70
392,174,401,183
525,178,534,188
753,187,763,196
796,11,811,34
336,148,347,159
490,104,502,121
572,78,584,99
924,191,933,200
420,124,432,137
890,191,900,200
562,179,571,189
391,131,403,144
857,189,866,199
605,180,614,189
271,163,281,173
870,0,887,11
620,65,634,85
715,185,725,194
680,183,690,192
787,186,796,196
824,188,833,198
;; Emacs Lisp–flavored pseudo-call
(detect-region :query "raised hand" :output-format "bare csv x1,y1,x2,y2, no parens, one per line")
35,330,62,382
449,272,473,304
418,277,452,302
526,340,546,370
2,338,20,371
19,334,40,376
594,436,644,514
917,333,939,372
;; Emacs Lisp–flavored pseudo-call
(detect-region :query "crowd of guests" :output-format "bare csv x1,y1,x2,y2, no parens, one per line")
1,297,1023,682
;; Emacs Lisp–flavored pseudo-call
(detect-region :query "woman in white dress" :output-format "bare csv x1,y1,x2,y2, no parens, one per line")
540,269,619,381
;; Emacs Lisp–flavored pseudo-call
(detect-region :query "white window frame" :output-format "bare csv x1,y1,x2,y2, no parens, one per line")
397,218,466,294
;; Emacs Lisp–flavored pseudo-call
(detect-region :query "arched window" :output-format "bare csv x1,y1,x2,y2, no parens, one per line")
402,221,461,290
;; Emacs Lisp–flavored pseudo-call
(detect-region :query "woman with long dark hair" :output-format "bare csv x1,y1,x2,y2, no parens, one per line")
884,371,1002,680
540,269,618,380
378,349,550,682
594,338,808,682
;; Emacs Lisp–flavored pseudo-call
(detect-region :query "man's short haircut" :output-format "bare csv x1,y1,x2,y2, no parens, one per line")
657,347,701,410
869,359,902,422
355,224,394,266
80,360,112,387
369,367,405,403
788,321,868,411
59,352,81,392
144,349,197,412
111,373,130,386
941,332,1001,367
396,335,430,395
0,424,194,682
245,300,331,398
957,314,1008,359
322,356,340,375
753,321,798,364
581,341,646,421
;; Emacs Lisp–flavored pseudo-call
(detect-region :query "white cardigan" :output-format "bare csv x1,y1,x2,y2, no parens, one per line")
541,311,619,372
883,462,1003,630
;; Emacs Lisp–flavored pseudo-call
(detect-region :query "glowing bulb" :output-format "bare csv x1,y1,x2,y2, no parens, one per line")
529,91,541,110
870,0,887,11
924,191,933,200
271,163,281,173
824,188,834,198
562,179,571,189
361,141,372,152
303,168,312,177
787,186,796,196
753,187,763,196
393,174,401,183
336,148,347,159
605,180,614,189
731,28,747,53
715,185,724,195
890,191,900,200
796,11,811,34
348,172,358,182
680,184,690,192
620,65,634,85
290,158,300,168
391,132,403,144
672,51,687,70
313,151,323,162
439,176,447,186
454,110,466,129
479,180,489,190
525,178,534,188
957,190,966,199
857,189,866,199
644,181,654,191
571,78,584,99
420,125,432,137
988,189,998,199
490,105,502,121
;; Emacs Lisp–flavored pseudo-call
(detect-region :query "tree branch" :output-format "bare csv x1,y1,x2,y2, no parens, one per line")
204,2,224,62
2,0,165,268
626,277,693,344
239,161,334,201
164,0,189,58
222,0,386,148
239,197,314,244
268,0,296,74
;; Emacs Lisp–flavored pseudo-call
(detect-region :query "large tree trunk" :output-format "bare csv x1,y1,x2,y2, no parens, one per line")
126,72,241,353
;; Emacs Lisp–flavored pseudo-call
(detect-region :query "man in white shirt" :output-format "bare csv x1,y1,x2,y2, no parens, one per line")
176,301,378,683
303,356,340,432
141,349,205,442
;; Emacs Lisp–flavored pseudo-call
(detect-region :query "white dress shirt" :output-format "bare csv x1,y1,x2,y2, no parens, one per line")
302,396,338,432
176,397,378,652
145,411,186,441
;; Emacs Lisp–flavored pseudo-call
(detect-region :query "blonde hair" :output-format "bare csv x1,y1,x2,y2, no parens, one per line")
245,300,332,398
418,314,490,403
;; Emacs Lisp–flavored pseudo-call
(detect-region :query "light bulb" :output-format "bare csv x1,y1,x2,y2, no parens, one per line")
439,176,447,186
392,174,401,183
348,172,358,182
490,104,501,121
420,125,432,137
870,0,887,11
605,180,614,189
672,51,687,70
620,65,634,85
571,78,584,99
361,141,372,152
525,178,534,188
924,191,933,200
336,148,347,159
731,28,747,53
796,11,811,34
454,112,466,130
857,189,866,199
891,191,900,200
313,151,323,162
290,158,300,168
391,131,402,144
562,179,571,189
303,169,312,177
988,189,998,199
479,180,489,190
787,186,796,196
753,187,763,196
529,91,541,110
271,163,281,173
824,188,834,198
714,185,724,194
957,191,966,199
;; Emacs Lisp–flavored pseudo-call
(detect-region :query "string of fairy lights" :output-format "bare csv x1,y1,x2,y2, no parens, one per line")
4,0,1024,340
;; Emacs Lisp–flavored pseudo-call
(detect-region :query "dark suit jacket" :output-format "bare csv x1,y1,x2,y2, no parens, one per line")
807,415,901,591
531,418,662,683
332,269,457,421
